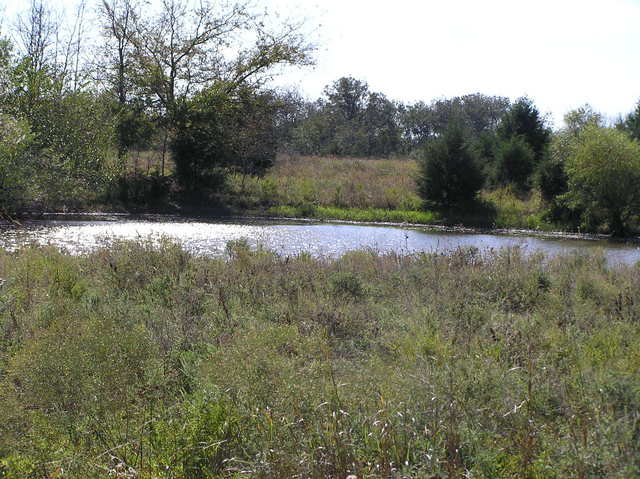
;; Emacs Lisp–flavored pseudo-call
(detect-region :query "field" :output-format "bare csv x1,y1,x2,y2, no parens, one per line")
1,240,638,477
225,155,555,231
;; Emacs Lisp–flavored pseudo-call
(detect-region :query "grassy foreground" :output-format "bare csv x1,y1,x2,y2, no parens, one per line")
1,241,639,478
225,155,555,230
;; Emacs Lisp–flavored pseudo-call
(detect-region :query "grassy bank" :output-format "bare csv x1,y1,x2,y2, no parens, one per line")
1,240,639,477
225,155,557,230
265,205,439,224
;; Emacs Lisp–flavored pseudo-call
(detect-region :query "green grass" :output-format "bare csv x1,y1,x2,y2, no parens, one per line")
266,204,439,224
1,240,639,477
482,187,556,231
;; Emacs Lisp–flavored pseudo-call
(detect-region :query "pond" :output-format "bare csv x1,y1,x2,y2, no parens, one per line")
1,216,639,265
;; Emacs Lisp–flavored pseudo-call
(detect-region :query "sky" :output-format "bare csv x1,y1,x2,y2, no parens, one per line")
4,0,640,127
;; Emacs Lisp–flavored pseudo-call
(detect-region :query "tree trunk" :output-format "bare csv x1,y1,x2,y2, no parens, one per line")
609,211,626,237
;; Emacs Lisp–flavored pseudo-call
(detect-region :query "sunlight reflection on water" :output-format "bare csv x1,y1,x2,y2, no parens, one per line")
1,219,639,266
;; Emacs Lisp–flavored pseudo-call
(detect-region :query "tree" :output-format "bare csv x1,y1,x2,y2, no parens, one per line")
98,0,142,160
269,88,307,153
125,0,312,175
617,101,640,140
322,77,370,156
494,97,550,188
430,94,509,137
2,25,119,209
14,0,58,76
491,136,536,190
498,97,550,161
128,0,312,118
364,92,400,157
398,101,433,151
289,101,334,156
563,103,604,135
0,114,33,214
417,123,483,208
171,84,278,194
564,125,640,236
536,105,603,202
535,151,568,202
458,93,510,134
99,0,137,106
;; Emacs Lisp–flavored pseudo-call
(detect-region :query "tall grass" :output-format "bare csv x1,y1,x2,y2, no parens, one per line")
226,155,557,230
226,155,423,211
481,187,553,231
1,240,638,477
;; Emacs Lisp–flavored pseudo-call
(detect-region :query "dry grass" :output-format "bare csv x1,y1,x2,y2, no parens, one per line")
228,154,423,211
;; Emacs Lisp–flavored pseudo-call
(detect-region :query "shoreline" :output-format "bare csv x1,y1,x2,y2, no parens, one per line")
4,210,640,244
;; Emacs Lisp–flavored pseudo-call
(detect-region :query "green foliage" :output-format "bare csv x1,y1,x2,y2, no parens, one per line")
563,103,604,136
266,204,439,224
534,106,605,214
1,56,119,210
0,242,639,477
489,97,551,192
498,97,551,165
418,123,484,208
563,125,640,235
289,83,510,158
481,187,551,230
149,394,240,478
429,93,510,137
535,154,568,202
617,100,640,140
492,135,536,190
330,271,366,298
117,103,155,154
291,77,402,157
0,114,33,212
171,86,277,194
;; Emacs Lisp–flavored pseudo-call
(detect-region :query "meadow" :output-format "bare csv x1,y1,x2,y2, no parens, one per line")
0,239,638,478
225,155,555,231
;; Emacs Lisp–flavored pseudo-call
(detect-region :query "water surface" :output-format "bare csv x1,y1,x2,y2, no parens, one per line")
1,217,639,265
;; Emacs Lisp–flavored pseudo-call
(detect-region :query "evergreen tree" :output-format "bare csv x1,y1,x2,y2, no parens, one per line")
498,97,551,164
417,123,483,208
494,97,551,188
619,101,640,140
492,136,536,191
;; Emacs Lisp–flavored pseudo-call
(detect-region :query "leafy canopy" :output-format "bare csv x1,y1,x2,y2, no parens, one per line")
564,125,640,235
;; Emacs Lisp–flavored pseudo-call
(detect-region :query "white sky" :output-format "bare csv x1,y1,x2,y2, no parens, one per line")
4,0,640,127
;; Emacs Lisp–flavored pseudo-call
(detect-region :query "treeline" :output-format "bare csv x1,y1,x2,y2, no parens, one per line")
280,76,511,157
415,101,640,236
0,0,312,213
280,77,640,235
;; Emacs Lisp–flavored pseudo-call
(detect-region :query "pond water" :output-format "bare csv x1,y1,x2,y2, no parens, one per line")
1,216,639,266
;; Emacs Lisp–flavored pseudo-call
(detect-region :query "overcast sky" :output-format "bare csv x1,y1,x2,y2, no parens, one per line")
4,0,640,127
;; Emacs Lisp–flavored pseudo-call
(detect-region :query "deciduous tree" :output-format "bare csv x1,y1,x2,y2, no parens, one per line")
564,126,640,236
